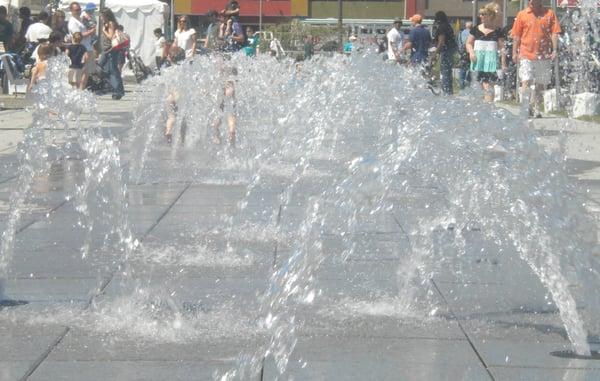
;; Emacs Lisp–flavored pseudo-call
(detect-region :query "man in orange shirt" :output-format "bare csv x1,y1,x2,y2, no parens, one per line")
511,0,561,117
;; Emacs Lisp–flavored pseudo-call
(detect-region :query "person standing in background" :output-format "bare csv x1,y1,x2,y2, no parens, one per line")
458,21,473,90
303,35,314,60
387,18,404,63
154,28,167,70
0,6,14,52
25,11,52,43
68,1,96,93
15,7,33,50
51,10,69,43
511,0,561,118
67,31,89,89
466,3,507,102
100,8,124,100
243,26,259,57
173,15,197,59
344,35,357,55
404,14,431,66
204,10,221,52
81,3,98,47
432,11,457,95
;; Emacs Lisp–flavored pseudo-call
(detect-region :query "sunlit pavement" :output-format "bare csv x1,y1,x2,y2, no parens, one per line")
1,85,600,381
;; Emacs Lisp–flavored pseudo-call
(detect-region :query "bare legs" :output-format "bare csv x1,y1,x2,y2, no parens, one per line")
165,91,178,143
213,80,237,147
212,114,236,147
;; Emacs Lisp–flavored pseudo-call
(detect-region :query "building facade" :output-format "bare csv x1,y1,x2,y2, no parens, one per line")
174,0,406,21
408,0,521,22
174,0,308,18
309,0,405,19
174,0,585,24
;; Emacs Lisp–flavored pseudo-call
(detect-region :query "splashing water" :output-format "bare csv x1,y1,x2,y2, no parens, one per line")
98,52,600,368
0,43,599,379
0,57,137,295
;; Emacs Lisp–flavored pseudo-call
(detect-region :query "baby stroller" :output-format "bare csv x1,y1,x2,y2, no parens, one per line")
422,54,442,96
86,62,112,94
128,49,153,83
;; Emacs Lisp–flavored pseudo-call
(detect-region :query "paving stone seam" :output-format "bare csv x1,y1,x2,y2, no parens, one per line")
489,364,600,370
84,182,192,307
0,175,17,184
15,200,69,235
7,150,131,236
20,183,191,380
296,333,467,341
18,327,70,381
431,278,497,381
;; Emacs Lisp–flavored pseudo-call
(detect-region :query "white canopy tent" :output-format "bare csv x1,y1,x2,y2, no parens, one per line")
59,0,168,67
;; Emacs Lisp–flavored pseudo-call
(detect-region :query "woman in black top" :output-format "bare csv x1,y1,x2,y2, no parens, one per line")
432,11,457,95
466,3,507,102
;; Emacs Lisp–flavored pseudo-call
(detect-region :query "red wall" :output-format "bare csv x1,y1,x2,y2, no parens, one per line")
405,0,416,17
190,0,292,17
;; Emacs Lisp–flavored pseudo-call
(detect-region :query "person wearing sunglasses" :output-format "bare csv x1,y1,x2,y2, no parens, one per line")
466,2,507,102
173,16,196,59
511,0,561,118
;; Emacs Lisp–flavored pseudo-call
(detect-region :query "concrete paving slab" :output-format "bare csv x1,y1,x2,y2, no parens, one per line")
127,186,188,206
1,278,102,303
2,81,600,380
8,244,108,278
297,308,463,339
102,274,270,304
0,361,31,381
174,184,248,206
265,360,491,381
490,366,600,381
475,339,600,369
262,336,490,380
433,279,560,319
459,309,574,342
47,329,264,361
279,206,401,235
0,323,67,361
28,360,235,381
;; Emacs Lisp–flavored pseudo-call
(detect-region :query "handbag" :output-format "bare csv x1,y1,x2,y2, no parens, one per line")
111,29,129,50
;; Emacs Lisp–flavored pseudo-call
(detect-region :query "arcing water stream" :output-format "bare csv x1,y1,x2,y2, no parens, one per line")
0,38,599,379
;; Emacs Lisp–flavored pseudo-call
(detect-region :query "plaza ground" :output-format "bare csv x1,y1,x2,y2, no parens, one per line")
1,85,600,381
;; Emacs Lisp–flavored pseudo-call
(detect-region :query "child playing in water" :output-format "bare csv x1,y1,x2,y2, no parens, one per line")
165,87,180,144
212,65,237,146
27,44,51,92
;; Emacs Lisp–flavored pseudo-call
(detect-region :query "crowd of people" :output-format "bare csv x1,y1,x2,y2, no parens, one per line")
153,0,262,68
0,0,574,120
0,2,129,99
382,0,561,117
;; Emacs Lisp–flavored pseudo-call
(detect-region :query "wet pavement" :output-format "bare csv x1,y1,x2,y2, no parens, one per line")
1,86,600,381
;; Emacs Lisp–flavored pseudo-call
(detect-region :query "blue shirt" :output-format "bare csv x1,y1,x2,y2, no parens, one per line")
459,28,470,50
343,41,353,53
408,25,431,64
